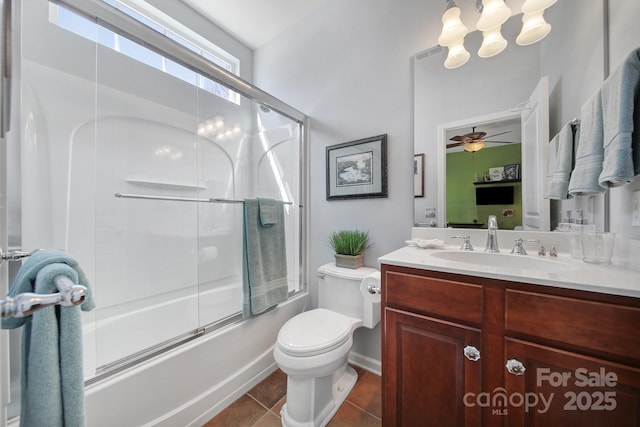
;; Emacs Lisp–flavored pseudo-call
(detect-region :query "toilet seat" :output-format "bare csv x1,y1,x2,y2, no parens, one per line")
277,308,354,357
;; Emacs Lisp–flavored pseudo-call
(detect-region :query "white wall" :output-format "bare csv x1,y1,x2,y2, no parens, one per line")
254,0,435,363
253,0,640,365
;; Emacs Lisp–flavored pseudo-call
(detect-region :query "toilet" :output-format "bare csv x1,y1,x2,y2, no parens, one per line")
274,263,381,427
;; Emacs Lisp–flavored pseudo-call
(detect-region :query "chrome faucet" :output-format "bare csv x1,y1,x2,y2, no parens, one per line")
484,215,499,253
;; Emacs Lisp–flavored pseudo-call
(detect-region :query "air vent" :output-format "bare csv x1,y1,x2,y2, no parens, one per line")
415,46,446,61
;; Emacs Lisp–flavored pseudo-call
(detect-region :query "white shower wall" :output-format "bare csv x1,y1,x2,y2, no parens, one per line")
17,0,302,382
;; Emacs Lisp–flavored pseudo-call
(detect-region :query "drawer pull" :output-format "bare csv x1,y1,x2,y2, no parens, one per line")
506,358,526,375
463,345,481,362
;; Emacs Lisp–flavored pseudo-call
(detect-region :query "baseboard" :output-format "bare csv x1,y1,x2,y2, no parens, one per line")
348,351,381,376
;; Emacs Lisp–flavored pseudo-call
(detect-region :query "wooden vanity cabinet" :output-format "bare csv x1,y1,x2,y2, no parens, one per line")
381,264,640,427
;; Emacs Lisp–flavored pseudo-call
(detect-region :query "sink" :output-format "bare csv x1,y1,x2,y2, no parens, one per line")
430,250,574,272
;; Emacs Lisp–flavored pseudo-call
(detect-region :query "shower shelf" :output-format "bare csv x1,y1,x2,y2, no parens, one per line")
125,178,206,190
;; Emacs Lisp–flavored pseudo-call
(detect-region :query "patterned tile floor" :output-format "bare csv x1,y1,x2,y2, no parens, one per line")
203,365,381,426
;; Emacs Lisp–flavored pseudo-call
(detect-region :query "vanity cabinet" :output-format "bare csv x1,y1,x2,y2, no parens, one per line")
381,264,640,427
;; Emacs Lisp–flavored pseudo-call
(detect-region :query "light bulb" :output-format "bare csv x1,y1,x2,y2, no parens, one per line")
444,40,470,69
516,10,551,46
478,25,508,58
438,6,468,47
477,0,511,31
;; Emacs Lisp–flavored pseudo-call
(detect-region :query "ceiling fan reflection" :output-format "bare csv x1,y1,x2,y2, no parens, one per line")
447,127,513,152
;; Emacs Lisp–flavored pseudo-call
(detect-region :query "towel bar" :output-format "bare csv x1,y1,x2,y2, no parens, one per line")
114,192,294,205
0,247,34,265
1,275,87,319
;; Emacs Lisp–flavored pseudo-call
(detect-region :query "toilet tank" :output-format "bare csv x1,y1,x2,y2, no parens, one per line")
317,263,379,327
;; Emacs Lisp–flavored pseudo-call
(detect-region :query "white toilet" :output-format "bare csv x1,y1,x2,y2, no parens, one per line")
274,263,381,427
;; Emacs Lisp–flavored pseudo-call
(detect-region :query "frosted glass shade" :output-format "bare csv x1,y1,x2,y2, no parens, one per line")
477,0,511,31
444,41,470,69
438,6,468,46
522,0,558,13
478,26,508,58
516,10,551,45
463,141,485,152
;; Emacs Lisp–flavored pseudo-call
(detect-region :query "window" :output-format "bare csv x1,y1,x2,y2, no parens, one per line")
49,0,240,104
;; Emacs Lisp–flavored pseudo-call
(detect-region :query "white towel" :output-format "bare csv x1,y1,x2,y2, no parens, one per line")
598,48,640,187
543,133,559,199
545,122,576,199
568,91,607,195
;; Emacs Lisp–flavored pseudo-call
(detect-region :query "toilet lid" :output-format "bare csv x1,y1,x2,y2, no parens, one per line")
277,308,353,357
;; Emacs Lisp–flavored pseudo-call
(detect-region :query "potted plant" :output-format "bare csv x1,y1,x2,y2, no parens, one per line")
329,230,371,269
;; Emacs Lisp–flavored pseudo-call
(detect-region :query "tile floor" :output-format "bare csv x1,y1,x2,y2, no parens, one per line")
203,365,381,426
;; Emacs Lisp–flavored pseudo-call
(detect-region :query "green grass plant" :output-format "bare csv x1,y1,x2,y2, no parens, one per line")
329,230,371,256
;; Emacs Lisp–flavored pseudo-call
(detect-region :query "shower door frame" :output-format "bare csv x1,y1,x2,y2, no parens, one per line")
53,0,310,377
1,0,309,412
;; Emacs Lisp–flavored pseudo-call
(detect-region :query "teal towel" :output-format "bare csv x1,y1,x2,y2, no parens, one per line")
242,199,288,318
258,197,278,226
598,48,640,187
568,91,607,195
2,250,94,427
545,122,576,199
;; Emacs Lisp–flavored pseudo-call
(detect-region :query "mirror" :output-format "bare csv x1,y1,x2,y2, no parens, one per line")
413,1,605,229
442,115,522,229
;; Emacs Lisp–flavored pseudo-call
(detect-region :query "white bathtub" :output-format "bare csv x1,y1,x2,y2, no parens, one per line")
84,293,306,426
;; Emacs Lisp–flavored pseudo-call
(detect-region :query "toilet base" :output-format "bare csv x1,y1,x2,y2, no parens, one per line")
280,364,358,427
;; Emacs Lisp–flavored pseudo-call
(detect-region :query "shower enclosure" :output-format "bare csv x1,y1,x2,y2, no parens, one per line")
2,0,307,424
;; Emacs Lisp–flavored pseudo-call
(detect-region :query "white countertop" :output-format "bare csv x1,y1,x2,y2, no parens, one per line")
378,245,640,298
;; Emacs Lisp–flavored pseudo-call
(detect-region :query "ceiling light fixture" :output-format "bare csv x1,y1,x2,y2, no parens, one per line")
517,0,555,45
476,0,510,58
516,10,551,45
437,1,468,46
444,40,471,69
438,0,557,69
476,0,511,31
438,0,470,69
478,25,508,58
463,141,486,152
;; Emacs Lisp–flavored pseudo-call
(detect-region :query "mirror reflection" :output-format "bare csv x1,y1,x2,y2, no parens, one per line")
444,117,522,229
413,1,604,230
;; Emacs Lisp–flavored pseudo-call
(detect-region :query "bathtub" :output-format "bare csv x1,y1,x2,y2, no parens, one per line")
84,293,306,426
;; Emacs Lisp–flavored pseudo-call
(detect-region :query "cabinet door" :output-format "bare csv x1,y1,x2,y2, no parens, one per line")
504,338,640,426
383,308,482,427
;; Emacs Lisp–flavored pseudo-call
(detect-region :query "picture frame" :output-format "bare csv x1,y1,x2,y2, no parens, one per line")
489,166,504,182
414,153,425,197
504,163,520,180
326,134,388,200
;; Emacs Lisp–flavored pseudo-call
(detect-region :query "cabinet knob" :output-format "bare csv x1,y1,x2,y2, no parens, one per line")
463,345,481,362
506,358,526,375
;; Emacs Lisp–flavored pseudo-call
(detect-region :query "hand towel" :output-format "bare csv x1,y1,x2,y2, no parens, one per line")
545,122,576,199
598,48,640,187
242,199,288,318
257,197,279,226
568,91,607,195
2,250,95,427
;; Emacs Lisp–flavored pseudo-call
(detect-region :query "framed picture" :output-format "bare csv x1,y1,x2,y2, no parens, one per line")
326,134,388,200
489,166,504,182
414,153,425,197
504,163,520,180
